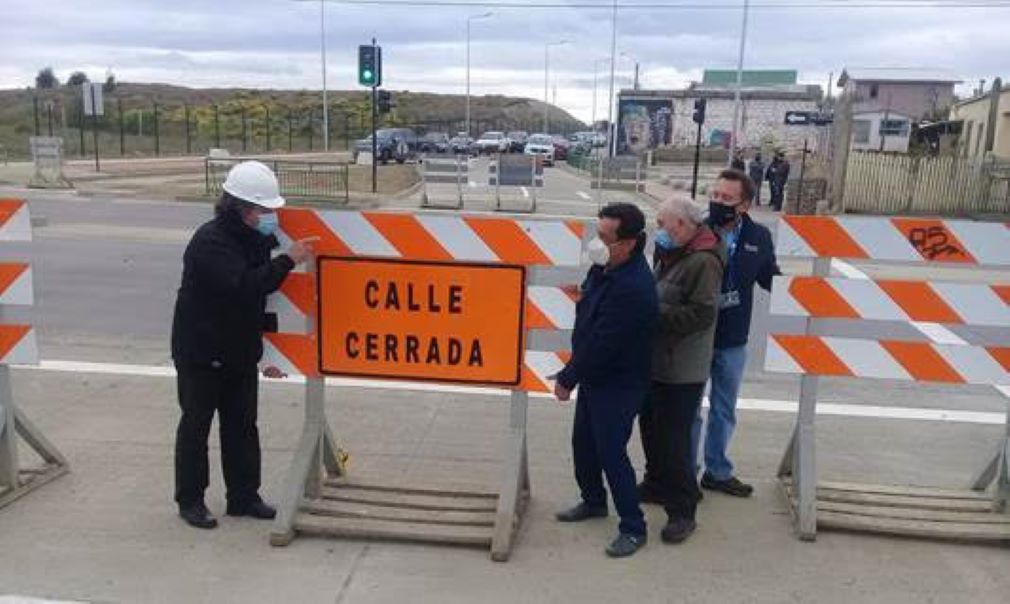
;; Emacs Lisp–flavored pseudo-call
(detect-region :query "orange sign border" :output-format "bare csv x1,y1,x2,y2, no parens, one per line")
315,256,527,386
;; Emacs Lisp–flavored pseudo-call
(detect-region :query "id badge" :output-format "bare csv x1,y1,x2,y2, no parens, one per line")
719,290,741,309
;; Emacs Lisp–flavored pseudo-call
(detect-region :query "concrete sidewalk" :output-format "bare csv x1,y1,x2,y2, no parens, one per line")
0,368,1007,603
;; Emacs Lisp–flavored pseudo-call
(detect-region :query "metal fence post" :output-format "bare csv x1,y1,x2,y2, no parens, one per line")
288,110,294,152
265,106,272,152
33,96,40,136
241,105,248,153
153,102,160,156
118,98,125,156
78,96,86,158
214,104,221,149
184,103,192,155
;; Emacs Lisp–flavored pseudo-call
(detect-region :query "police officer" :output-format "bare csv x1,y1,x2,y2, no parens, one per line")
172,161,313,529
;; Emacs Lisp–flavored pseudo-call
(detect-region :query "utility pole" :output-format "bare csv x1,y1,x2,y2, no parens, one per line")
371,37,378,194
729,0,750,166
606,0,618,157
320,0,329,151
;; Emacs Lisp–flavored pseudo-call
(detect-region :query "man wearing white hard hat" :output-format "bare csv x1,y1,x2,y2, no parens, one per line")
171,160,313,529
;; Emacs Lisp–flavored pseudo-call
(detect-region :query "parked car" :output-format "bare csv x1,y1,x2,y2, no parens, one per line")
418,132,450,154
524,133,556,166
475,131,509,154
551,135,571,161
352,128,418,164
507,131,529,153
448,134,475,155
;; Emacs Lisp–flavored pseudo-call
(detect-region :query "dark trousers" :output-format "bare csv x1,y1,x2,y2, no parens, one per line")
174,362,261,508
639,381,704,520
572,384,646,536
770,181,785,210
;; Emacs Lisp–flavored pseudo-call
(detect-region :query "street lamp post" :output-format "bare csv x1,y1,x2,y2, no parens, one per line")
544,39,568,133
606,0,618,157
591,56,611,134
320,0,329,152
729,0,750,166
465,12,492,139
620,51,640,90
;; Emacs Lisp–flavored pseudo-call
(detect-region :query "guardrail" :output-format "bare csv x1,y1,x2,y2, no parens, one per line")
205,156,350,203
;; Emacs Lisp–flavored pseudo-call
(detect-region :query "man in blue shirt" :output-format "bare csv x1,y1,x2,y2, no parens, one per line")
693,169,780,498
554,203,658,558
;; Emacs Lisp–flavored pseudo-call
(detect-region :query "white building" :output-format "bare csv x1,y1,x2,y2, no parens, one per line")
850,110,913,153
616,70,824,155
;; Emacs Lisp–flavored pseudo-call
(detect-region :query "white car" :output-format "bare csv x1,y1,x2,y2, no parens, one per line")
475,131,509,154
524,134,555,166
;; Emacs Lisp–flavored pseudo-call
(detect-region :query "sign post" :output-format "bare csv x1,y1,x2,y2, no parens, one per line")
82,82,103,172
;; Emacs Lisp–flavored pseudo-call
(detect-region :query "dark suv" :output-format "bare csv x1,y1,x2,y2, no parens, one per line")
353,128,419,164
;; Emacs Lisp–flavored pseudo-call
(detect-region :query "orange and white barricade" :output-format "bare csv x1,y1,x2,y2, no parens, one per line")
266,207,584,561
769,215,1010,542
0,199,68,510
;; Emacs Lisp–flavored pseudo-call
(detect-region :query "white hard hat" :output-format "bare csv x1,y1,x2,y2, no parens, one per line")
222,160,286,209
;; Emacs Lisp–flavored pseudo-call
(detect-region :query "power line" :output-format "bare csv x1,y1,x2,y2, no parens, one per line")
297,0,1010,8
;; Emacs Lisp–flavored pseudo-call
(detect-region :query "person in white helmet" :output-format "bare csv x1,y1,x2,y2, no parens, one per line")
171,160,314,529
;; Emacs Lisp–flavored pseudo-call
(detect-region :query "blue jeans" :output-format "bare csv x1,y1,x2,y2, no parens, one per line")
691,345,747,481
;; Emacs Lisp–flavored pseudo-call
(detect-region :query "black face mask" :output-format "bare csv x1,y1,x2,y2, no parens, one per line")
707,201,737,227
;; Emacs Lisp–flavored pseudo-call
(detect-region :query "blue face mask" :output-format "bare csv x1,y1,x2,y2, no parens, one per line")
256,212,279,237
654,229,678,251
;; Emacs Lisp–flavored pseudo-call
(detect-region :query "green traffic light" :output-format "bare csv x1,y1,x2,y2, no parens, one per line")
363,69,373,81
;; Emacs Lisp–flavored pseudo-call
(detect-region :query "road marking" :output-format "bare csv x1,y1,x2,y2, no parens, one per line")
18,359,1006,425
576,191,590,200
521,187,529,198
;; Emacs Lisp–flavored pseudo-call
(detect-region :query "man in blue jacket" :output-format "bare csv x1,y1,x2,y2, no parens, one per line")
554,202,658,558
693,169,780,498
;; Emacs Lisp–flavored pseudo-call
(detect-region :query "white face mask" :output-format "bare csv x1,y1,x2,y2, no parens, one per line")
585,237,611,266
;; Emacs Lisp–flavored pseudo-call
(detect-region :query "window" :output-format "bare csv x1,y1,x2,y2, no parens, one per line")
852,119,872,144
879,119,909,137
869,84,879,99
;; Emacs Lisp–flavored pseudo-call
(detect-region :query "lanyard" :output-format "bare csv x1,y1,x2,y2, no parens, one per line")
723,221,743,292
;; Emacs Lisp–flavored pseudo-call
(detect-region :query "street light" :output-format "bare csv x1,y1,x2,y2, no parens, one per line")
544,39,569,133
465,11,492,139
591,57,611,134
620,51,640,90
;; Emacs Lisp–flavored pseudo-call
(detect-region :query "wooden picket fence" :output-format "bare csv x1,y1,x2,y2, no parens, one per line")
843,152,1010,215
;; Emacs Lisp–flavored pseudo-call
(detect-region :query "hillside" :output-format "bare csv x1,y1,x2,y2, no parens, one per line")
0,82,586,159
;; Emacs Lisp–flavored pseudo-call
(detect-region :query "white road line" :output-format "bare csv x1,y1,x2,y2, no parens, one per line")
521,186,529,198
18,359,1006,425
576,191,590,200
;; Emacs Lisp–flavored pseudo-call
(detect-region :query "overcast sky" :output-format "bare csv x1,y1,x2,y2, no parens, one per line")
3,0,1006,122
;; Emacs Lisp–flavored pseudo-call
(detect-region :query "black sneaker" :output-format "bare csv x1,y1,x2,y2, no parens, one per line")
605,533,647,558
179,502,218,529
555,502,608,522
700,474,754,498
226,498,277,519
636,481,665,505
660,517,696,544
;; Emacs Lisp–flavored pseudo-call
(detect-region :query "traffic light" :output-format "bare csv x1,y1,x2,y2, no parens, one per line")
377,90,393,114
358,44,382,87
692,98,707,125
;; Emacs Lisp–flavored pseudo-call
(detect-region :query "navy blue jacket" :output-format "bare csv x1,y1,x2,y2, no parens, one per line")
713,213,781,350
556,252,658,393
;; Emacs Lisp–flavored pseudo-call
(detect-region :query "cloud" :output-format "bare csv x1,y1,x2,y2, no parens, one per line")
3,0,1007,121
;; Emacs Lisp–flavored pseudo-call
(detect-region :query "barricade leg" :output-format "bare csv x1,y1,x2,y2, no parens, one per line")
490,390,531,562
271,376,327,546
794,374,819,541
0,372,18,491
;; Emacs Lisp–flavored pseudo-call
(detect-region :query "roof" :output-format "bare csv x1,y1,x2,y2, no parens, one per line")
838,68,962,86
852,109,915,119
618,85,822,102
702,69,797,86
952,83,1010,109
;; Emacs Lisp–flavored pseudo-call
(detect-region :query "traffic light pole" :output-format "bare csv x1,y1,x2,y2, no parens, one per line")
371,38,378,194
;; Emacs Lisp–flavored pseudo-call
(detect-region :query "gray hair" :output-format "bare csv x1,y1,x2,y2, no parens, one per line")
658,195,705,226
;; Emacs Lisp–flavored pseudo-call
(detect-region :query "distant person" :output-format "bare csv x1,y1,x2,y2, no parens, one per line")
766,152,790,211
554,203,658,558
731,150,746,172
748,153,766,205
172,161,314,529
691,169,780,499
638,196,725,544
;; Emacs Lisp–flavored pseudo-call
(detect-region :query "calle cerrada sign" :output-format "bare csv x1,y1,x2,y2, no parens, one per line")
316,257,527,386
